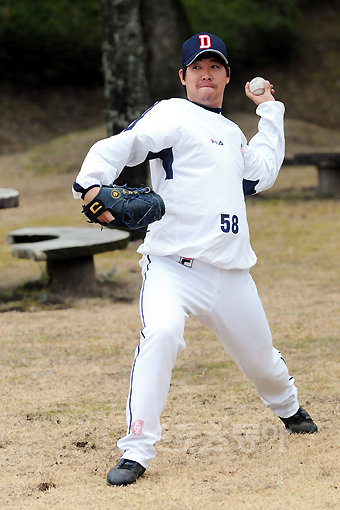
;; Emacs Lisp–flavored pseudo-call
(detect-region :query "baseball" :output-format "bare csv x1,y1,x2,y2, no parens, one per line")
249,77,265,96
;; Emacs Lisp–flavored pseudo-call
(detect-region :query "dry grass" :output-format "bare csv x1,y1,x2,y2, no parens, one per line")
0,122,339,509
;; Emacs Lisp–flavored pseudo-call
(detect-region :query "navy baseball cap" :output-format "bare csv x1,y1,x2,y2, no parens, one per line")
181,33,228,67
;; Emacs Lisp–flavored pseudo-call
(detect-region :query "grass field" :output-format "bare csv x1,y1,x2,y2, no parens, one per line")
0,119,339,509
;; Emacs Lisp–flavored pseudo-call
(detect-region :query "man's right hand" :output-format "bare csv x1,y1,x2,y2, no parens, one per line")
83,186,115,223
245,80,275,106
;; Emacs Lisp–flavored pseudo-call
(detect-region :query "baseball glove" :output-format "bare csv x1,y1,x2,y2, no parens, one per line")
82,184,165,230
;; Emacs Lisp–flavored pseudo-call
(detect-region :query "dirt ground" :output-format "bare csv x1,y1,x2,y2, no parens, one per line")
0,120,339,509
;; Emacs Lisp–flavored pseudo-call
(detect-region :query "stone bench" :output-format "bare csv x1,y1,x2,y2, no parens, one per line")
284,152,340,198
0,188,19,209
7,226,130,292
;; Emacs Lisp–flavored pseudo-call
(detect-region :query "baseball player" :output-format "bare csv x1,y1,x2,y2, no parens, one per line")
73,33,318,486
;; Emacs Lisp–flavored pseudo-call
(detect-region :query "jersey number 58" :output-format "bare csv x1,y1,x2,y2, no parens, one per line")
221,214,239,234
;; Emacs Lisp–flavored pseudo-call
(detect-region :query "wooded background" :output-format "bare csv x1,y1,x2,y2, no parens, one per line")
0,0,299,87
1,0,339,136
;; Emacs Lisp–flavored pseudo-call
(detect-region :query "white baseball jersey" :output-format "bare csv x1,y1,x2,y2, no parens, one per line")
74,98,285,269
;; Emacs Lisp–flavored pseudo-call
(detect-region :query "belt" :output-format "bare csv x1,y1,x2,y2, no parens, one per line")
178,256,194,268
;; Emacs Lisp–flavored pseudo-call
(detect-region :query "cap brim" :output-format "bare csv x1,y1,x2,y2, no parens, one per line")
183,49,228,67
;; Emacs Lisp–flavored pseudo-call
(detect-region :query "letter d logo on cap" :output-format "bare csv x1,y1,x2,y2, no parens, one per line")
198,34,211,49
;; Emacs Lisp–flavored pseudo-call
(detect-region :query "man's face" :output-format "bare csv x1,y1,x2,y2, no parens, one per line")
179,56,230,108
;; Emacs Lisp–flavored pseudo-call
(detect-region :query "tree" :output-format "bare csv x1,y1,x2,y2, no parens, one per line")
99,0,189,186
141,1,190,103
100,0,149,138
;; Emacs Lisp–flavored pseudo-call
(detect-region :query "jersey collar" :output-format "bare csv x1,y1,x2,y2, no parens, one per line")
189,100,222,114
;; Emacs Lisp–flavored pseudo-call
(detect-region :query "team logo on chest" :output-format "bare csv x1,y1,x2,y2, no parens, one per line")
211,139,224,146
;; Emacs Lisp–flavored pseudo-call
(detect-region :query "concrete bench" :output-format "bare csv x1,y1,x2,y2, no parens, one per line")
0,188,19,209
7,226,130,292
284,152,340,198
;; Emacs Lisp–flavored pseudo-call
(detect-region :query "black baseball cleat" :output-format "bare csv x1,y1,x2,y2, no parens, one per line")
107,458,146,486
279,406,318,434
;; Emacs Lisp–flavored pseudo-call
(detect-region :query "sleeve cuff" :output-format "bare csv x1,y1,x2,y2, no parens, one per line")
256,100,285,116
72,182,100,199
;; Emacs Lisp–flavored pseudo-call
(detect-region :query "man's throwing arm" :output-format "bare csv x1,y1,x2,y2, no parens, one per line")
242,101,285,195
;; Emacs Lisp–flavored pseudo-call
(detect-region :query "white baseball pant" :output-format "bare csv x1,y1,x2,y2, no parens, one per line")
117,254,299,468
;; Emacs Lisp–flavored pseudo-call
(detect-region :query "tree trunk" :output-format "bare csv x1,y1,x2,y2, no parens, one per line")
99,0,190,190
100,0,149,137
141,0,190,103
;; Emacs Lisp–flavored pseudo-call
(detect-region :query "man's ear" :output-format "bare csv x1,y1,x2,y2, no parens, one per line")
179,68,185,85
